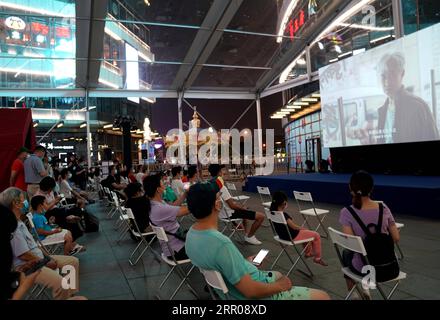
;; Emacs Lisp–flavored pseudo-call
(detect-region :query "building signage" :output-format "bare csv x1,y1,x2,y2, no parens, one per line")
41,143,74,150
286,10,306,41
5,16,26,30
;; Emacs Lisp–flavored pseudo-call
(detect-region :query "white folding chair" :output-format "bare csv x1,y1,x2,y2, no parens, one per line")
123,208,159,265
328,227,406,300
293,191,329,238
150,225,199,300
225,182,250,206
199,268,230,300
395,222,404,260
26,213,64,255
257,186,272,209
264,208,314,278
218,197,245,242
228,168,239,180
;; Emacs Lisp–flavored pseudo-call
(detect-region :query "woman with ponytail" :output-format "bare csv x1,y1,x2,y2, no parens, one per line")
270,191,327,266
339,170,400,298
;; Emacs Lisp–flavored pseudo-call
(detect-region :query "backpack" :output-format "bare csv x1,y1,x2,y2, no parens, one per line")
346,203,399,282
81,210,100,233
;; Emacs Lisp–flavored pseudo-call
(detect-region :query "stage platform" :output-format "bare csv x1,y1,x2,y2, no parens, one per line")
243,173,440,219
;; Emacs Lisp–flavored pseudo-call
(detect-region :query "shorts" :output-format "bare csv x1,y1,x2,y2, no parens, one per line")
230,209,256,220
263,271,311,300
42,229,68,243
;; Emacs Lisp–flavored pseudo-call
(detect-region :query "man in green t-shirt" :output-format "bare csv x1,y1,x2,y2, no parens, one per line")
185,183,330,300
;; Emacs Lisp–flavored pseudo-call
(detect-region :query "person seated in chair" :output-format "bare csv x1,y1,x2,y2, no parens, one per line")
59,169,87,208
0,187,80,300
124,182,154,242
270,191,327,266
304,160,315,173
144,174,190,260
30,196,85,256
35,177,84,241
339,170,400,299
185,182,330,300
208,164,265,245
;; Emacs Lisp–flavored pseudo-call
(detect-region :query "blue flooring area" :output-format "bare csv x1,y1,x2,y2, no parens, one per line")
244,173,440,219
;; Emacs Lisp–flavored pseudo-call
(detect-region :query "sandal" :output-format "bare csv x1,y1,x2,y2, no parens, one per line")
313,258,328,266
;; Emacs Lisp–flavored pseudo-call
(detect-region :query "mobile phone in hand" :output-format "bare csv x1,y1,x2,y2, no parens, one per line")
252,249,269,266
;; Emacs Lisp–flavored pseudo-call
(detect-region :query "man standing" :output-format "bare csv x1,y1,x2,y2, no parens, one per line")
10,147,29,191
376,52,439,144
24,146,47,199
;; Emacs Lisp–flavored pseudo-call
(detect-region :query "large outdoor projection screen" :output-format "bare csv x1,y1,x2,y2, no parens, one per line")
320,23,440,148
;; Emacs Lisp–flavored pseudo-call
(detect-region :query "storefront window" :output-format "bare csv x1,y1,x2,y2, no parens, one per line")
402,0,440,35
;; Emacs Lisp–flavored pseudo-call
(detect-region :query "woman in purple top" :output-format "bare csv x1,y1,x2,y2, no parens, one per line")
339,171,400,296
143,173,190,261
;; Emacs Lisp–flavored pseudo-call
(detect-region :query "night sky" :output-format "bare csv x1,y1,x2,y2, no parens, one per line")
150,93,285,139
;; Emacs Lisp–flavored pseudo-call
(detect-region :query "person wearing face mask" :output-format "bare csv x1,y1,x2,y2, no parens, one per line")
23,146,48,199
185,183,330,300
270,191,327,267
0,187,81,300
30,196,85,256
144,174,189,260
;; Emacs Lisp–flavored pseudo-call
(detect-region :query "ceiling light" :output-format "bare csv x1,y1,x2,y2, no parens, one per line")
79,122,87,128
286,105,302,109
334,45,342,53
103,123,113,129
33,120,39,127
311,93,320,98
318,41,324,50
293,102,309,106
56,121,64,128
302,98,319,102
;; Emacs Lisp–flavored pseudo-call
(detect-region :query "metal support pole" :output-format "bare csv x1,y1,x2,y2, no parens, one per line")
178,91,183,132
256,94,263,159
85,89,92,168
392,0,404,39
177,91,185,165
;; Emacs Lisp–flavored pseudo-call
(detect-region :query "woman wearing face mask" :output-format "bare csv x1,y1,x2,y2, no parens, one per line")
270,191,327,266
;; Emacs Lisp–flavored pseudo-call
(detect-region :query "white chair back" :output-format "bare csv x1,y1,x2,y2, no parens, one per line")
293,191,313,202
266,210,288,225
151,224,169,242
26,213,35,228
328,227,367,256
225,182,236,191
257,186,271,196
219,197,233,219
199,268,229,294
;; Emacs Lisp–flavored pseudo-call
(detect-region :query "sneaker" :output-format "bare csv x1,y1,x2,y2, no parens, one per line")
69,244,86,256
244,235,262,245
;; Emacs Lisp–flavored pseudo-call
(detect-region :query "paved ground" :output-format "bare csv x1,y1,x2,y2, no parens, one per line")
75,189,440,300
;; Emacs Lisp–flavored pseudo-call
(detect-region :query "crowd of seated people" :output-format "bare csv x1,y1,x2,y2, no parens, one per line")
3,146,403,301
1,146,101,300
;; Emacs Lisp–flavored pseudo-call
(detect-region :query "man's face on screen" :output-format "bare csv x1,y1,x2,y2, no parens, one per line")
380,59,404,98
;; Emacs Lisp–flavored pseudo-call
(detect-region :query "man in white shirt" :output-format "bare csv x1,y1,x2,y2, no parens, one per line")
208,164,265,245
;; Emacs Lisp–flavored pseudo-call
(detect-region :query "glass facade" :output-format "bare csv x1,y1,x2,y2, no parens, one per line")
0,1,76,88
284,110,330,172
402,0,440,35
